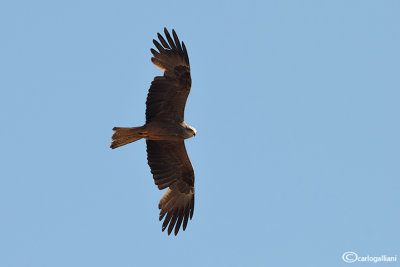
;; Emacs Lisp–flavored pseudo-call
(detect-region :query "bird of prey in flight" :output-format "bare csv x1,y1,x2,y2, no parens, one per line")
111,28,196,235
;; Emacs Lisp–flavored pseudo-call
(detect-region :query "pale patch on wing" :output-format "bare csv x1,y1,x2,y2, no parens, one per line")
151,57,166,72
155,65,165,72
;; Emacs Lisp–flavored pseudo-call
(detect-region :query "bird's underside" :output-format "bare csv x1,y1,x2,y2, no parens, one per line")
110,28,195,236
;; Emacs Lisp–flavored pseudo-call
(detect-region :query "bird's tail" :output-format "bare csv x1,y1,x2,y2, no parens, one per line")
110,126,147,149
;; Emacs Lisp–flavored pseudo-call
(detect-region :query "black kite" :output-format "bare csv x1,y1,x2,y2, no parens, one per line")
111,28,196,235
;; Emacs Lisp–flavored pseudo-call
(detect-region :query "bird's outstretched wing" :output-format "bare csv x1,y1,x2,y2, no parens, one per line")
146,140,195,235
146,28,191,123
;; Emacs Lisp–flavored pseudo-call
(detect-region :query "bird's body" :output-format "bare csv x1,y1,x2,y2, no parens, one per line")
146,120,196,140
111,28,196,236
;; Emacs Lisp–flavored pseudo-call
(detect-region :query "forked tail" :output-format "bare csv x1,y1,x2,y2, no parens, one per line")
110,126,147,149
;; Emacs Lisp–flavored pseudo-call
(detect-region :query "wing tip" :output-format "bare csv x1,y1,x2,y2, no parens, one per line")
151,27,190,68
158,187,194,236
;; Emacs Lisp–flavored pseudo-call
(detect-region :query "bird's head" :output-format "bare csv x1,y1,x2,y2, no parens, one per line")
189,125,197,137
185,124,197,138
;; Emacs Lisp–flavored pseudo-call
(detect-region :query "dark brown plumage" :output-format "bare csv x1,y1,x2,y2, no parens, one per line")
111,28,196,235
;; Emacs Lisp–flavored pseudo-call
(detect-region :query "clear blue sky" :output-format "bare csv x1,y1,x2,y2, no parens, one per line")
1,1,399,266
